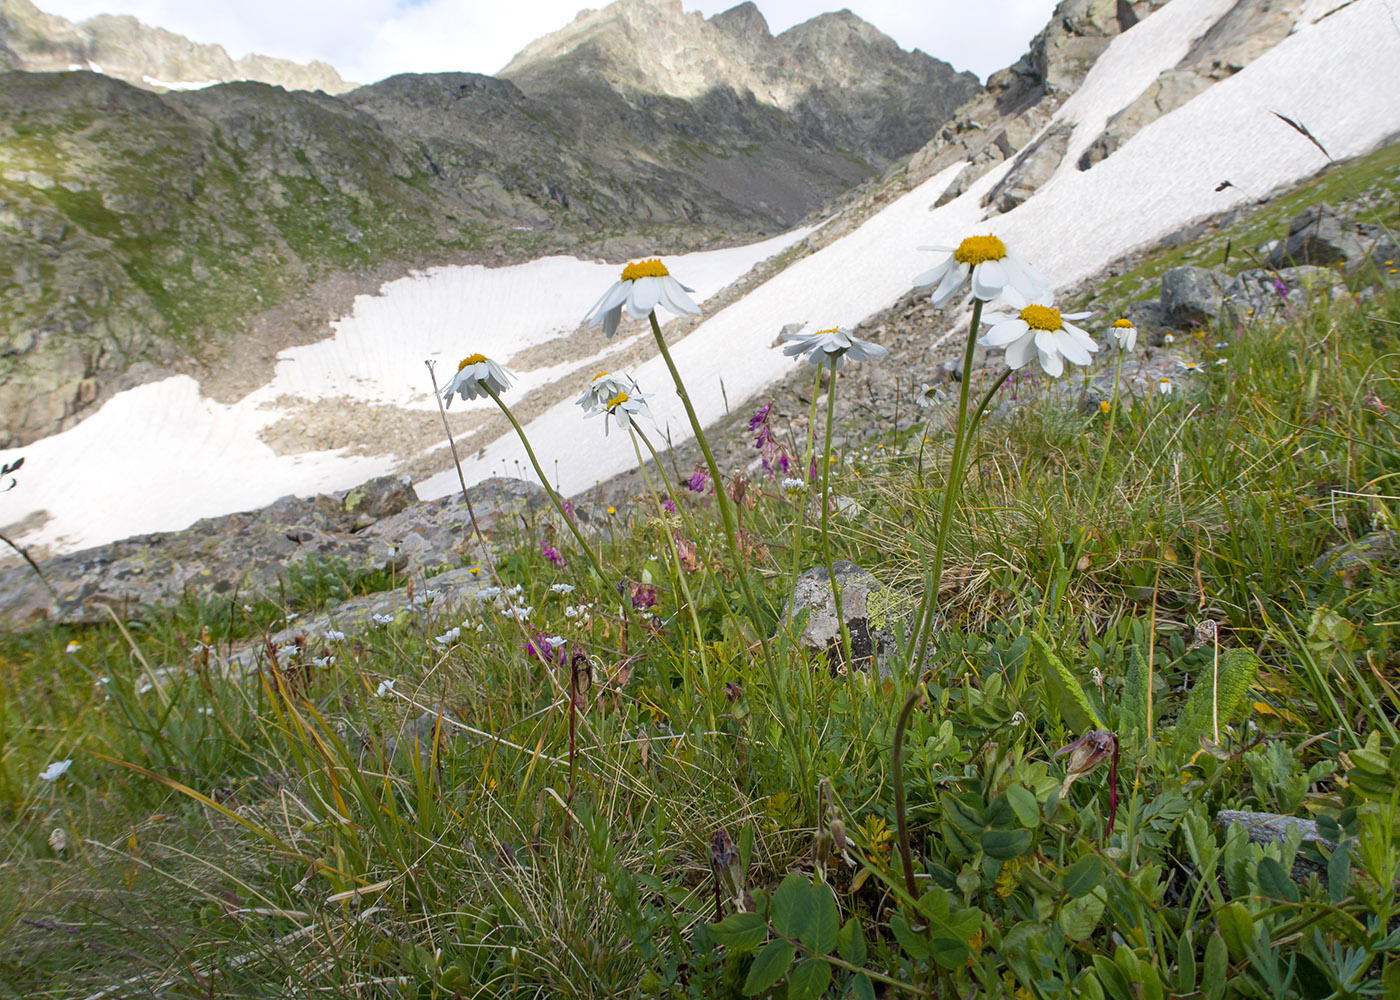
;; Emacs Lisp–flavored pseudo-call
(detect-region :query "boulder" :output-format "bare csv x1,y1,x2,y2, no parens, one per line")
1215,810,1330,886
1269,203,1371,269
984,122,1074,213
780,560,917,677
1160,266,1227,328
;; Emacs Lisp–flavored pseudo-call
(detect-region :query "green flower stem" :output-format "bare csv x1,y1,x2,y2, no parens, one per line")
485,386,608,585
819,354,854,666
783,366,824,630
646,311,810,804
907,299,984,677
1089,346,1126,509
893,684,926,900
628,427,717,731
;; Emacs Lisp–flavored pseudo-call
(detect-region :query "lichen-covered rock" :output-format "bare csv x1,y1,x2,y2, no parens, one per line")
781,560,917,676
1222,265,1347,325
1269,203,1373,268
1160,265,1228,328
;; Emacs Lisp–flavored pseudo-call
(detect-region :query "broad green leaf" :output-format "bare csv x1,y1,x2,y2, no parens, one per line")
743,940,795,996
1031,633,1103,731
709,911,767,952
1202,931,1228,1000
1176,930,1197,994
1217,903,1254,961
836,917,867,966
1093,954,1134,1000
1062,854,1105,899
928,934,971,970
1121,646,1150,750
739,823,754,874
981,828,1032,860
770,872,808,939
1058,886,1106,940
1327,843,1351,903
1175,649,1261,760
1006,784,1041,828
799,881,839,954
785,957,832,1000
889,913,930,959
1255,857,1299,903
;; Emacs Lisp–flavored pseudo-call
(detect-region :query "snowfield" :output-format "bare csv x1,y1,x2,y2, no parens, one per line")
3,0,1397,556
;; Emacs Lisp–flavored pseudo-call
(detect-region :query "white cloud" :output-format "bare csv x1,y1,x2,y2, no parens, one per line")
36,0,1057,84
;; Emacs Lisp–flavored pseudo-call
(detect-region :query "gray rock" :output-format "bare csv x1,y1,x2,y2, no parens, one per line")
984,122,1074,213
1269,203,1371,269
1160,266,1227,328
1313,530,1398,583
1216,809,1330,886
780,560,917,677
1222,265,1347,326
1125,299,1174,342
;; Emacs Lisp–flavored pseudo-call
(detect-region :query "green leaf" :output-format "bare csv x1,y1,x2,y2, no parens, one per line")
799,881,839,954
1058,886,1106,940
889,913,930,959
1175,649,1261,760
710,911,768,952
739,823,754,874
1202,931,1228,1000
1006,784,1041,828
1121,646,1150,751
928,934,971,970
1031,633,1103,731
770,872,808,939
981,828,1032,860
1217,902,1254,961
1255,856,1299,903
743,940,795,996
785,957,832,1000
836,917,867,966
1093,954,1134,1000
1176,930,1197,995
1062,854,1105,899
851,972,876,1000
1327,843,1351,903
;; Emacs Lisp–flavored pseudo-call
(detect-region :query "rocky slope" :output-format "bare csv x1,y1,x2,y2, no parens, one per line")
0,0,979,449
0,0,351,92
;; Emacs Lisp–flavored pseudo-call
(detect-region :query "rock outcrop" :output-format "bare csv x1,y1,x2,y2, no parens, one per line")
0,0,353,93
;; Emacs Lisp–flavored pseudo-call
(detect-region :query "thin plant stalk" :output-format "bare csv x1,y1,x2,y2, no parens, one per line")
818,354,853,665
646,311,811,806
1089,346,1127,509
907,300,984,675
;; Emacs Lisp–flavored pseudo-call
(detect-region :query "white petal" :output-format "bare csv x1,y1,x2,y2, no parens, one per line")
1037,347,1064,378
626,277,662,317
979,318,1030,347
1055,332,1093,366
602,306,621,337
1033,328,1061,358
913,256,955,289
918,245,956,252
585,281,629,326
658,276,701,316
1063,322,1098,353
930,262,970,307
1003,333,1037,369
971,258,1008,299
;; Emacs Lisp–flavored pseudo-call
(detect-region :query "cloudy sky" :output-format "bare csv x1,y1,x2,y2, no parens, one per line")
38,0,1059,84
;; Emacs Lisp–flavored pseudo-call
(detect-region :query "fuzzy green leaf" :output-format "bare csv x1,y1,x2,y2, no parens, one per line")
1121,647,1150,750
837,917,867,966
743,940,795,996
1058,886,1106,940
1202,931,1228,1000
799,882,839,955
1175,648,1261,759
1032,634,1103,731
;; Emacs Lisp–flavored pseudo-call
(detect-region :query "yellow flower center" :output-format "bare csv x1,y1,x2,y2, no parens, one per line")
621,259,669,281
606,391,629,409
953,235,1007,265
813,327,841,337
592,371,611,381
457,353,487,370
1113,318,1134,329
1020,305,1062,331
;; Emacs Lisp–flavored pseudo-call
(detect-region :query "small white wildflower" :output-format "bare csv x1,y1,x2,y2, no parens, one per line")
1163,333,1176,345
372,612,395,626
275,644,299,664
242,603,253,613
916,383,945,409
914,234,1048,306
441,353,515,404
564,606,580,618
64,640,80,654
576,371,633,412
434,627,461,647
1158,377,1175,395
500,606,534,621
1111,318,1137,352
584,258,700,337
782,477,806,493
478,587,503,602
1010,712,1026,727
544,635,566,649
323,630,346,642
586,384,655,434
311,655,334,668
376,679,396,698
38,759,72,782
780,326,888,369
285,612,299,622
198,706,216,715
551,583,576,594
1177,360,1202,374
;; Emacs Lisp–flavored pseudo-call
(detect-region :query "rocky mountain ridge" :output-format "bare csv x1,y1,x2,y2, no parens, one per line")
0,0,979,448
0,0,352,93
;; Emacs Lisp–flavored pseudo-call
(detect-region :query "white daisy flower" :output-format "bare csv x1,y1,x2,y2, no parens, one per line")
1177,360,1202,374
584,258,700,337
39,759,72,782
780,327,888,369
64,640,80,654
978,290,1097,378
1158,377,1175,395
575,371,633,412
1163,333,1176,345
916,383,945,409
914,234,1048,307
441,353,515,405
1111,318,1137,352
586,384,655,434
782,477,806,494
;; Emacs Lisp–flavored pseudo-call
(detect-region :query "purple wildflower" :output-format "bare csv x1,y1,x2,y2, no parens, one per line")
561,500,575,520
747,404,772,434
685,467,711,493
662,498,677,513
524,632,567,667
1272,275,1289,298
542,543,566,568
